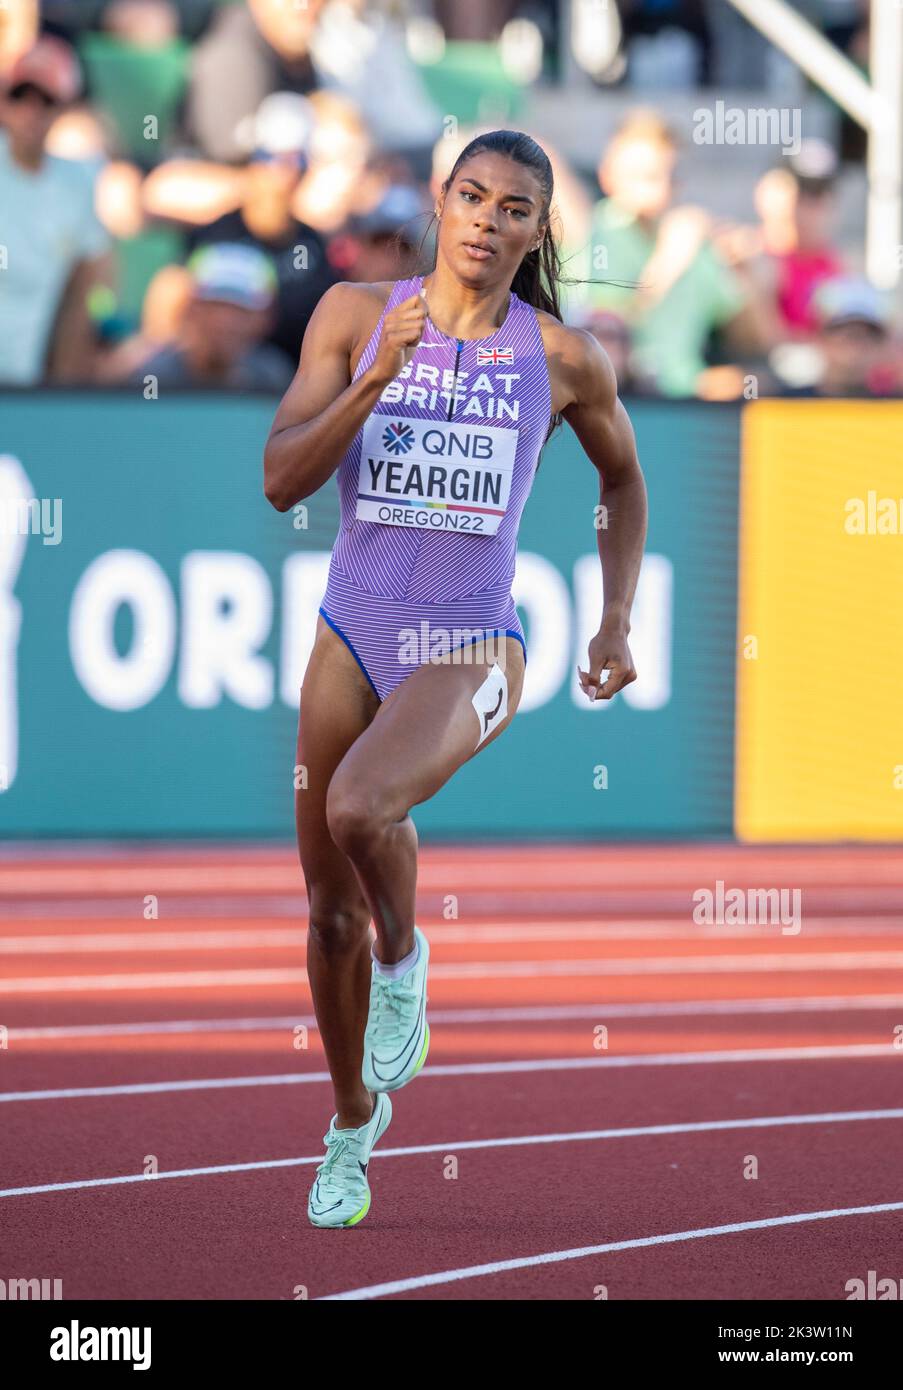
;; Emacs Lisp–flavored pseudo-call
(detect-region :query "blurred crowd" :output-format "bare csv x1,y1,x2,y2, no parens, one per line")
0,0,900,399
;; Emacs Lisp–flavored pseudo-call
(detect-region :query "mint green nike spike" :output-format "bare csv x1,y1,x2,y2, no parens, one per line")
307,1092,393,1229
363,926,431,1093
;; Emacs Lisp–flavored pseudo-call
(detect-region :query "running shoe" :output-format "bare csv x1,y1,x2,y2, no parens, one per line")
307,1091,392,1229
362,926,430,1093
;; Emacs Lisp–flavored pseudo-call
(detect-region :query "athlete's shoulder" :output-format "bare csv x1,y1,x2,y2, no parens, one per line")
318,278,419,327
316,279,394,317
535,312,618,409
310,280,401,358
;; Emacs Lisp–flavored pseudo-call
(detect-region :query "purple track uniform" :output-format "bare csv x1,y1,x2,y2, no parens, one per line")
319,274,553,700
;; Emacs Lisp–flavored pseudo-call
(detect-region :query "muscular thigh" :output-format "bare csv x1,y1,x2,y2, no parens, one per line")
329,635,526,820
296,617,380,895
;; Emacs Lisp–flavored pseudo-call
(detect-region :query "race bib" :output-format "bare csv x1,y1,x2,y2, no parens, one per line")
355,415,517,537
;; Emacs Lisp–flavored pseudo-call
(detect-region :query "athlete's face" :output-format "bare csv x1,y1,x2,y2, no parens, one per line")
436,153,547,285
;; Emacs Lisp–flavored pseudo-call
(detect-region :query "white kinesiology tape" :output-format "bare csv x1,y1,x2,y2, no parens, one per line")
471,662,508,748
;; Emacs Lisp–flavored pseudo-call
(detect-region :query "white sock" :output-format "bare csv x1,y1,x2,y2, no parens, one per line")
372,936,419,980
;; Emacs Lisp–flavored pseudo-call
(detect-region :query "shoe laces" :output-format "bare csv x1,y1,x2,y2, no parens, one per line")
316,1130,358,1182
371,970,418,1041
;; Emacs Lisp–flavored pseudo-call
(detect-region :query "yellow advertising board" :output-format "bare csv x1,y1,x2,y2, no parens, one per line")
735,400,903,840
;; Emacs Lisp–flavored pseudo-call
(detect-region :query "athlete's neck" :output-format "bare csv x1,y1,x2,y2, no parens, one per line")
420,269,511,342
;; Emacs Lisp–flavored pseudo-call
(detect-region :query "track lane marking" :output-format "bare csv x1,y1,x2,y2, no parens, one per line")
9,992,903,1040
0,1043,897,1103
3,922,903,950
2,1108,901,1199
320,1201,903,1300
4,952,903,993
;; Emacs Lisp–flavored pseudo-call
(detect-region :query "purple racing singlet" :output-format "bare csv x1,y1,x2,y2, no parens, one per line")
319,273,553,700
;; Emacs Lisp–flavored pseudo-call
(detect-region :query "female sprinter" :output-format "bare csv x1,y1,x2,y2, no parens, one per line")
264,129,648,1228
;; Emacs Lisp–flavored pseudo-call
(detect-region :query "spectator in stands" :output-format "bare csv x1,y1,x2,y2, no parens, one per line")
0,35,112,385
619,0,712,86
784,278,900,398
0,0,39,72
327,184,431,284
288,91,374,234
305,0,439,166
704,0,770,88
817,0,869,59
128,242,294,390
582,110,766,397
188,0,437,169
102,0,180,48
430,1,519,40
95,261,192,380
578,309,652,395
143,90,374,243
187,0,324,164
756,141,846,339
186,93,336,363
41,0,215,41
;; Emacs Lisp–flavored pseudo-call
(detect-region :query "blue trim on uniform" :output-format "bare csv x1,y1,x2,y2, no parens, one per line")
445,627,527,664
318,606,382,700
505,628,528,664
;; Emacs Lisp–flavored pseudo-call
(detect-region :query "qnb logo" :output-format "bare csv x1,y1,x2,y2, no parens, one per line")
50,1321,151,1371
0,1275,62,1300
420,428,494,458
381,421,415,455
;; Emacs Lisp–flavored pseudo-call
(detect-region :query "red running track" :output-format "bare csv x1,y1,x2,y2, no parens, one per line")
0,842,902,1300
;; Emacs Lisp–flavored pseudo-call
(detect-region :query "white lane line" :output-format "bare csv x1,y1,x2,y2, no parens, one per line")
431,953,903,977
2,905,900,936
320,1201,903,1300
0,1043,896,1104
9,993,903,1041
0,929,305,955
4,951,903,994
2,1108,900,1200
3,921,901,950
0,968,306,994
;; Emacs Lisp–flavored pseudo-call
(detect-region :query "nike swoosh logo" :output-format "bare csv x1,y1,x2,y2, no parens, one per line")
309,1179,342,1217
369,992,424,1067
370,998,425,1081
482,687,504,732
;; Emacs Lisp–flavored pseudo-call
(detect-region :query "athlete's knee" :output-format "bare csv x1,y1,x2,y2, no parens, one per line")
306,893,371,955
325,780,391,856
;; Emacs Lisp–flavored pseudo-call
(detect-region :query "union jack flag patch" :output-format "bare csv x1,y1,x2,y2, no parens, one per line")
476,346,515,366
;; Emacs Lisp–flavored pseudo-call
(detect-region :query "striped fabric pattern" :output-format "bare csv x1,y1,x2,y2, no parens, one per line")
320,274,552,700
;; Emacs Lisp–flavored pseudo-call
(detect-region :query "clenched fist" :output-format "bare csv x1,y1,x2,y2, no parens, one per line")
369,292,428,386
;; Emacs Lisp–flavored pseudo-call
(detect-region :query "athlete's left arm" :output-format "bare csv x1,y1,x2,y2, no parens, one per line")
559,327,648,701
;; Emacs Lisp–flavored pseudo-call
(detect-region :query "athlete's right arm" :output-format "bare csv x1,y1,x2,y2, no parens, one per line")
263,282,426,511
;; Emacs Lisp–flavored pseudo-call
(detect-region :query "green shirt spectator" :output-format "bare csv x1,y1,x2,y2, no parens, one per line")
572,109,760,398
583,195,747,397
